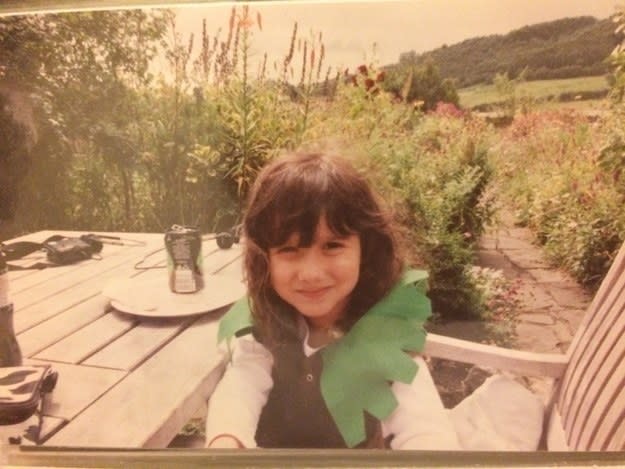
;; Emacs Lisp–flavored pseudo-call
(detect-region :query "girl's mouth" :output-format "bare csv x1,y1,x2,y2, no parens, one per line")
297,287,331,299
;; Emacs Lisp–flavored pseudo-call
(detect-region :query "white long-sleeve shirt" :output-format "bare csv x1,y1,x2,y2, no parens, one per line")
205,322,461,450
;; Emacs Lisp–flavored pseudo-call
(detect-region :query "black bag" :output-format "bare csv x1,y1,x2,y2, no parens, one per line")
0,365,58,425
1,234,103,270
43,235,102,265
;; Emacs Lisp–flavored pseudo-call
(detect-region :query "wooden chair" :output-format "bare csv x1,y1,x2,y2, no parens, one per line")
423,241,625,451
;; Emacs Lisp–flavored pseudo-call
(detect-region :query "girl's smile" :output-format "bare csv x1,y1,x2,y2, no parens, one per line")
268,216,361,330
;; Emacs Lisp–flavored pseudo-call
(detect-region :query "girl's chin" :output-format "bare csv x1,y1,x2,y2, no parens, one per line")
299,309,333,321
299,307,343,328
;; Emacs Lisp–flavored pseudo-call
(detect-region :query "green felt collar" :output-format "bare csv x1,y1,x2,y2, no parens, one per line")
217,270,431,447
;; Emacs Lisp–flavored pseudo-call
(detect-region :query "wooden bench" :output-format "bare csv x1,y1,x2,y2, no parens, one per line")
424,241,625,451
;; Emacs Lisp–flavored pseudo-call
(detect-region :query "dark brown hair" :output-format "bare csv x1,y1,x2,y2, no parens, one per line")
243,152,404,347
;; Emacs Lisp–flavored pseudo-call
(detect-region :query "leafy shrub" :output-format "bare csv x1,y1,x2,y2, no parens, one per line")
313,82,497,319
382,60,459,110
492,110,625,289
468,266,520,346
400,117,495,319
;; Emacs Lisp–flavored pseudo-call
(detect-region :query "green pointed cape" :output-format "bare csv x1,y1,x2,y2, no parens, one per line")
217,270,431,448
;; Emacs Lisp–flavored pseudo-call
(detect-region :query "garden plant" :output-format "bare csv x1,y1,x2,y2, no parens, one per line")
3,4,624,325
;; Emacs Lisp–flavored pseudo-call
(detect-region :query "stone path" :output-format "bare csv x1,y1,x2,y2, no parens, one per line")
430,210,593,408
476,210,592,355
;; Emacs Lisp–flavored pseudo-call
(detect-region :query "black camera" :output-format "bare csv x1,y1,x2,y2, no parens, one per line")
43,235,103,265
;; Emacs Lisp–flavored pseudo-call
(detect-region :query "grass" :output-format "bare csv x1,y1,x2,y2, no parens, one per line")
458,75,610,109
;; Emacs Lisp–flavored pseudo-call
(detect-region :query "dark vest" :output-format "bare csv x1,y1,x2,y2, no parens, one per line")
255,338,386,448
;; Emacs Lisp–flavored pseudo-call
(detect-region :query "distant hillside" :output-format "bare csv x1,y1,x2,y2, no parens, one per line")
393,16,620,88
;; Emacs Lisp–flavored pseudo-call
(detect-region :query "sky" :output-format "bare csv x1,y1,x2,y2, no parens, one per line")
166,0,622,77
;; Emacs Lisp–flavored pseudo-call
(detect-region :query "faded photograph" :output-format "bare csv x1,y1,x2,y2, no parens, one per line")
1,0,624,463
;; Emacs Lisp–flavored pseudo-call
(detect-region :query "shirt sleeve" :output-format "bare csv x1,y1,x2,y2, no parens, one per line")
382,355,461,450
204,334,274,448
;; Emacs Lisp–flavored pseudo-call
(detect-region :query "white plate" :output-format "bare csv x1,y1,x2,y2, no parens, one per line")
102,272,246,318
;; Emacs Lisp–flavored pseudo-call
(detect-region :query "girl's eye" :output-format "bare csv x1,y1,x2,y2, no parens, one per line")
324,241,344,250
276,245,298,254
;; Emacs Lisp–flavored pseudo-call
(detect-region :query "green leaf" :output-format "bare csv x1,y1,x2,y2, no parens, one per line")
320,270,431,447
217,296,252,344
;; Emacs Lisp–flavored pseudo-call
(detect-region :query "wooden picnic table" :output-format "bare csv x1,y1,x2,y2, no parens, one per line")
1,230,244,448
4,231,625,467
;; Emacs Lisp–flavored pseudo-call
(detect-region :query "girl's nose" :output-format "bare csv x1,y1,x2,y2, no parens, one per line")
296,249,323,282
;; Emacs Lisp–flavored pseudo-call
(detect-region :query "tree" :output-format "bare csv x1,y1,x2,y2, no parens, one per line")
609,7,625,103
382,60,459,110
493,68,528,117
0,88,36,239
0,10,168,232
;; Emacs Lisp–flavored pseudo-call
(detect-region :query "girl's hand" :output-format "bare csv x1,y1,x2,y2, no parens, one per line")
207,434,245,448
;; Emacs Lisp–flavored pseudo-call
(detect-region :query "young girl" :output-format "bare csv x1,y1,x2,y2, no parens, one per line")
205,152,460,449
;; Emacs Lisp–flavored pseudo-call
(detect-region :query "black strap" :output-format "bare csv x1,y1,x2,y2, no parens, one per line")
0,241,43,261
2,233,143,271
5,261,50,271
1,236,69,270
0,241,49,269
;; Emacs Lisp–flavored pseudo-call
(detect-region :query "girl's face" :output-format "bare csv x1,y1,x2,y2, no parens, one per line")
268,215,361,330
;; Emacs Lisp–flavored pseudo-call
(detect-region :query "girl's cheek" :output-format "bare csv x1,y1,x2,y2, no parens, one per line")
268,257,292,281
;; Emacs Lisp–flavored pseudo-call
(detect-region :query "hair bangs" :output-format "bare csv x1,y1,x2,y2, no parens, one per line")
322,193,360,238
250,162,360,249
268,202,322,248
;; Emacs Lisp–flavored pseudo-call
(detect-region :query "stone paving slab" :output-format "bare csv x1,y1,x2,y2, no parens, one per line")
550,306,587,333
552,320,574,352
478,234,499,250
506,249,553,269
491,234,537,252
477,213,592,355
516,283,558,311
516,313,555,326
475,249,521,278
514,322,560,353
528,268,577,284
544,284,592,309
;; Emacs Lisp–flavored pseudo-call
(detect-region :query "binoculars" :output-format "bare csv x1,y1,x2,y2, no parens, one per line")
211,225,242,250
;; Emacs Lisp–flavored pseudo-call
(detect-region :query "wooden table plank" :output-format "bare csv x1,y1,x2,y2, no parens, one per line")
33,312,137,364
7,230,158,285
199,243,243,275
11,239,159,309
30,243,242,367
15,236,174,354
14,236,238,317
5,230,60,282
83,316,193,371
8,231,159,289
17,295,111,357
81,247,243,371
2,359,129,445
9,242,129,295
0,414,65,446
214,253,244,277
44,314,225,448
13,238,164,333
26,359,127,422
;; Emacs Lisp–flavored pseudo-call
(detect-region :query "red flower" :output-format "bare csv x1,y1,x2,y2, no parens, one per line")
357,64,368,75
364,78,375,90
